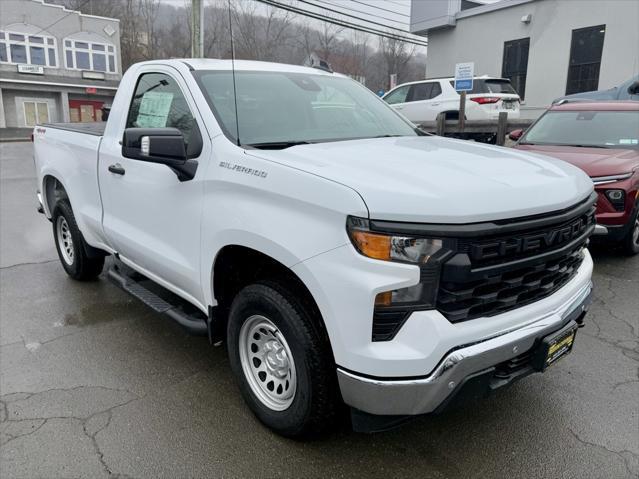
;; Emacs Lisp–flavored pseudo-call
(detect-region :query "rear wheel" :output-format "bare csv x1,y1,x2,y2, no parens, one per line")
52,200,105,280
227,281,338,437
622,205,639,255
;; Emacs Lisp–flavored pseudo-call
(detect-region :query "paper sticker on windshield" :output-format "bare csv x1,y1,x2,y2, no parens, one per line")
619,139,638,145
136,91,173,128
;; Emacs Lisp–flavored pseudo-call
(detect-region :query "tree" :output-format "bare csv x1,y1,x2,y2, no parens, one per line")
46,0,426,92
54,0,120,18
203,1,231,59
378,35,417,89
157,4,192,59
294,20,317,63
139,0,160,59
315,21,343,64
119,0,144,68
230,0,294,62
339,30,371,82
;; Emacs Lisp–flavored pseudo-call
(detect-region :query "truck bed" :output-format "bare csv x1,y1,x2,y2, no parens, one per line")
41,122,106,137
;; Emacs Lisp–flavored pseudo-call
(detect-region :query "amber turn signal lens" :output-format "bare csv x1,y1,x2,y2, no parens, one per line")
375,291,393,306
350,230,391,260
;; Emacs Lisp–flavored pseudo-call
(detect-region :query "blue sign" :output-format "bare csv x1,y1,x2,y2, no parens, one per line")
454,62,474,92
454,79,473,91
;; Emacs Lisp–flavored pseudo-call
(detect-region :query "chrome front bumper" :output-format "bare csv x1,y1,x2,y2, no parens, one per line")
337,282,592,416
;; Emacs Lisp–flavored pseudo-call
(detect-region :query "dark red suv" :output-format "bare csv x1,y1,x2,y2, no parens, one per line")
510,101,639,254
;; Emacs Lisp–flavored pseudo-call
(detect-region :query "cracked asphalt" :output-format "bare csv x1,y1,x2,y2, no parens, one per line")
1,141,638,479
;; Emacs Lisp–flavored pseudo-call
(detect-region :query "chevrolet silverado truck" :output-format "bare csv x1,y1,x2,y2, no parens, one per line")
34,59,595,437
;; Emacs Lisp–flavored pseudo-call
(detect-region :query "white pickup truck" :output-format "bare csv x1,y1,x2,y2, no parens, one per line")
34,59,595,437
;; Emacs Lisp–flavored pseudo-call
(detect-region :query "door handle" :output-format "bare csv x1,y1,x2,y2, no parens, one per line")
108,163,125,175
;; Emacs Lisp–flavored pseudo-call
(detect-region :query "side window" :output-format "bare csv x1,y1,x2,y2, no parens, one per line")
408,83,433,102
430,82,442,99
384,85,409,105
126,72,202,157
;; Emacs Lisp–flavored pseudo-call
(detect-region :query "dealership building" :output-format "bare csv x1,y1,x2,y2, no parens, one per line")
0,0,121,128
410,0,639,118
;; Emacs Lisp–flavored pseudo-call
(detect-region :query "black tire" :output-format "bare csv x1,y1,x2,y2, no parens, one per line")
622,204,639,255
52,200,105,280
227,281,339,438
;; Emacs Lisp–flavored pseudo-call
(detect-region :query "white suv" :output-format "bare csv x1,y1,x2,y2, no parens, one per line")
383,76,521,123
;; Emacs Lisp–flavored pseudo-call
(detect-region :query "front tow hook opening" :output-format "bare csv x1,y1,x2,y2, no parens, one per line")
593,224,608,236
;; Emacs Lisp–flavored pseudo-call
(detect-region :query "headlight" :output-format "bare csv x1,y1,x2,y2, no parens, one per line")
605,189,625,211
347,216,442,264
347,216,446,320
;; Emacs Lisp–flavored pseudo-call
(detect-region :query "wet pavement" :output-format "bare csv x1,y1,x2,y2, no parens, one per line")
1,141,638,478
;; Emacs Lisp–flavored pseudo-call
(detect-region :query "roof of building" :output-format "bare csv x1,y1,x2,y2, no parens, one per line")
27,0,120,23
410,0,536,35
0,70,119,91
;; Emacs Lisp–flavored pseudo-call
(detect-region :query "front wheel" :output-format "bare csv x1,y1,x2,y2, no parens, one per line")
227,281,339,437
52,201,104,280
622,205,639,255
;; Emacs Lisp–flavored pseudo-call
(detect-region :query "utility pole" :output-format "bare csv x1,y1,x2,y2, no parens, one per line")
191,0,204,58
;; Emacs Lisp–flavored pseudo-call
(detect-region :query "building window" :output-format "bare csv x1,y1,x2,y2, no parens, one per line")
64,39,117,73
0,31,58,67
23,101,50,127
502,37,529,100
566,25,606,95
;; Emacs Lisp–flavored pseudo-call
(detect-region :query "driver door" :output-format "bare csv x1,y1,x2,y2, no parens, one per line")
99,68,209,306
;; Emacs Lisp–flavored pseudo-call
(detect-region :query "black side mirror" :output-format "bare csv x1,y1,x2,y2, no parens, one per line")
122,127,197,181
627,80,639,96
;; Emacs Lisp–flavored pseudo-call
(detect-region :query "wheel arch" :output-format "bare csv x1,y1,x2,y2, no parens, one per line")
442,110,461,120
42,174,70,217
43,174,106,259
210,244,332,349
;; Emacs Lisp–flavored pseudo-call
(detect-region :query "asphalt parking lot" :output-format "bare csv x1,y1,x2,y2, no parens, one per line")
1,141,637,479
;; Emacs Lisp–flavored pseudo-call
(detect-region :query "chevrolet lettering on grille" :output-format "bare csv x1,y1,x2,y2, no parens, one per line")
471,217,590,261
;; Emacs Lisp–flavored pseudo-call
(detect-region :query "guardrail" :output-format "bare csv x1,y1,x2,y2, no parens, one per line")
418,112,534,146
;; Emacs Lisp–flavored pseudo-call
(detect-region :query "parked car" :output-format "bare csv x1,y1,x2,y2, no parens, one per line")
553,75,639,103
511,101,639,254
34,59,594,437
382,76,521,123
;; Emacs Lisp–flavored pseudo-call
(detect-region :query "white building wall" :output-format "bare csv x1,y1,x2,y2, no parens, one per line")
423,0,639,118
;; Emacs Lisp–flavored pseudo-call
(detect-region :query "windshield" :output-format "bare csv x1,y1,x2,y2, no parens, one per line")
522,110,639,149
194,70,418,147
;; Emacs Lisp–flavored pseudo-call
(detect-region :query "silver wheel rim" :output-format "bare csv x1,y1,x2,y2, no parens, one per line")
238,315,296,411
56,216,74,265
633,216,639,247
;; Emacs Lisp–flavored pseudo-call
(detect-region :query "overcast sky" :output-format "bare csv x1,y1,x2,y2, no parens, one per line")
159,0,500,52
159,0,501,32
158,0,413,30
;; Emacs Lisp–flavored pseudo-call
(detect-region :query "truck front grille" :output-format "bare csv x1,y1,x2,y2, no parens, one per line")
437,244,585,322
435,199,595,323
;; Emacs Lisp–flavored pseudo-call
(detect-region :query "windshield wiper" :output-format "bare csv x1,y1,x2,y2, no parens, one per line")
246,140,311,150
569,144,609,149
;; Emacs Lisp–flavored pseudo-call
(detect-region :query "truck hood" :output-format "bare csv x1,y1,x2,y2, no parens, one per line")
249,136,594,223
514,144,639,178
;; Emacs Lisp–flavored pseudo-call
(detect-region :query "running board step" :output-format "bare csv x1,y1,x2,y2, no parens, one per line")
107,263,208,336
